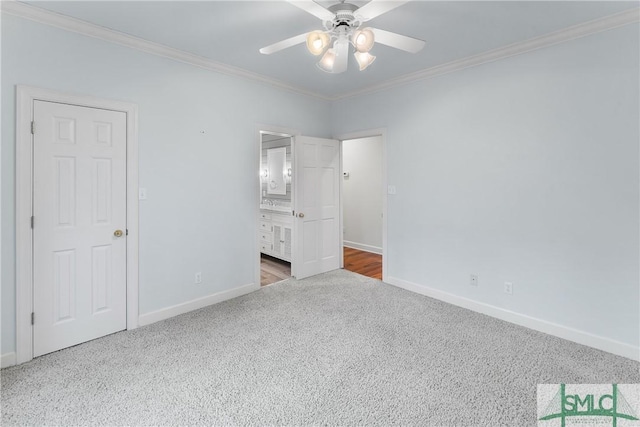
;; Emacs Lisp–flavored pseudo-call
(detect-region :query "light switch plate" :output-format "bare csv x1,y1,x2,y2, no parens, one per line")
139,188,147,200
387,185,397,195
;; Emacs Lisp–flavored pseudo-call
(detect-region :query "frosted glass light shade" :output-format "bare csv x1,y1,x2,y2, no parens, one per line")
306,31,330,56
352,28,375,52
317,48,336,72
354,51,376,71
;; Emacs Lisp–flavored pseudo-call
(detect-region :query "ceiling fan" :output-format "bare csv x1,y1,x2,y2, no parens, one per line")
259,0,425,73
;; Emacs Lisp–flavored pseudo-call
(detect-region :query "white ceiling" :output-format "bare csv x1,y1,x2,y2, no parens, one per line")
25,1,639,98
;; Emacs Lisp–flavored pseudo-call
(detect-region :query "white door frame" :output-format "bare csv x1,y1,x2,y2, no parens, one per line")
254,124,299,286
334,128,388,282
15,85,139,364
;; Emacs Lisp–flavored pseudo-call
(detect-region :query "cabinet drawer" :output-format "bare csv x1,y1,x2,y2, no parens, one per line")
259,212,271,221
259,221,272,232
259,243,272,253
271,213,293,224
259,232,273,243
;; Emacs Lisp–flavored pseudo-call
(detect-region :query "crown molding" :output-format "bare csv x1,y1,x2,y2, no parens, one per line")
332,6,640,101
2,1,638,103
0,1,331,101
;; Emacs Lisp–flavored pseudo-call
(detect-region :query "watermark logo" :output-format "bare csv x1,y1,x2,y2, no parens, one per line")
538,384,640,427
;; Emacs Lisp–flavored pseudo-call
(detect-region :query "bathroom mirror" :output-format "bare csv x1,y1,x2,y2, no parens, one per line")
266,147,287,195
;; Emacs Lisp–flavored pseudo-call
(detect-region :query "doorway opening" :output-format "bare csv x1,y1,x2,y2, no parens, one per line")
256,130,342,284
258,131,294,286
341,135,384,280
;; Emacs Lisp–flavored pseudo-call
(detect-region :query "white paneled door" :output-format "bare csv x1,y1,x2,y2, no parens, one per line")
293,136,341,279
33,100,127,357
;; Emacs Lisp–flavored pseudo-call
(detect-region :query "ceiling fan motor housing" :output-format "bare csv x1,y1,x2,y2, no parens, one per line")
326,3,361,32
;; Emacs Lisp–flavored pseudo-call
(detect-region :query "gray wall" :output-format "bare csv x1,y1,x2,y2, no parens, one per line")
1,15,332,354
332,24,640,347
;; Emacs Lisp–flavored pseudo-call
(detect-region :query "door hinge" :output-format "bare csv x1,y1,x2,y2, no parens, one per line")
30,216,34,229
126,229,129,236
31,312,34,325
31,121,35,135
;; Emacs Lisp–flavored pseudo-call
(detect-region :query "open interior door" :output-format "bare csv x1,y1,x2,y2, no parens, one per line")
293,135,341,279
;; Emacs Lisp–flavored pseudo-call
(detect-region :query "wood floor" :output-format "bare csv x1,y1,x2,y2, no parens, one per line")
260,254,291,286
343,247,382,280
261,247,381,286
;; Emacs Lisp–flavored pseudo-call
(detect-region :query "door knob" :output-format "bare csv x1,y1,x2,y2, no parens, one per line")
114,229,124,237
297,213,305,218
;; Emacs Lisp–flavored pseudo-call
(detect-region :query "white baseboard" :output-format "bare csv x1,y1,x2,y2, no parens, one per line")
1,352,17,368
138,282,259,327
385,276,640,362
343,241,383,255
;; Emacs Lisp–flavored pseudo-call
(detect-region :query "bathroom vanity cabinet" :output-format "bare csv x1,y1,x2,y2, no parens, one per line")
259,210,292,262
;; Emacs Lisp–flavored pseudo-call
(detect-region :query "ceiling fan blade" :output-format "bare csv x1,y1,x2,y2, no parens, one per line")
332,39,349,74
356,0,408,22
371,28,425,53
288,1,335,22
259,33,308,55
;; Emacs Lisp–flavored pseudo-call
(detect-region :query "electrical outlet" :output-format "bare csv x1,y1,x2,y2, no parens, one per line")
387,185,397,195
470,274,479,286
195,272,202,284
504,281,513,295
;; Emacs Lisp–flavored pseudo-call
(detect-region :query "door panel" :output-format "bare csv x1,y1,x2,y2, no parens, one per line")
33,100,127,357
294,136,340,279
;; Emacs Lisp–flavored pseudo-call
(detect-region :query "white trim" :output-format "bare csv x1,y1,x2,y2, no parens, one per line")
138,283,258,327
0,11,3,369
1,1,637,102
1,352,17,368
15,87,34,365
343,241,383,256
334,129,388,282
0,1,329,101
15,85,139,365
334,7,640,100
386,276,640,362
339,140,344,269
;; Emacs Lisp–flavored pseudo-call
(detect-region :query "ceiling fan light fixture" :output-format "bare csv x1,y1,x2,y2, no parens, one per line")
354,51,376,71
352,27,375,52
259,2,425,74
306,30,330,56
317,48,336,72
